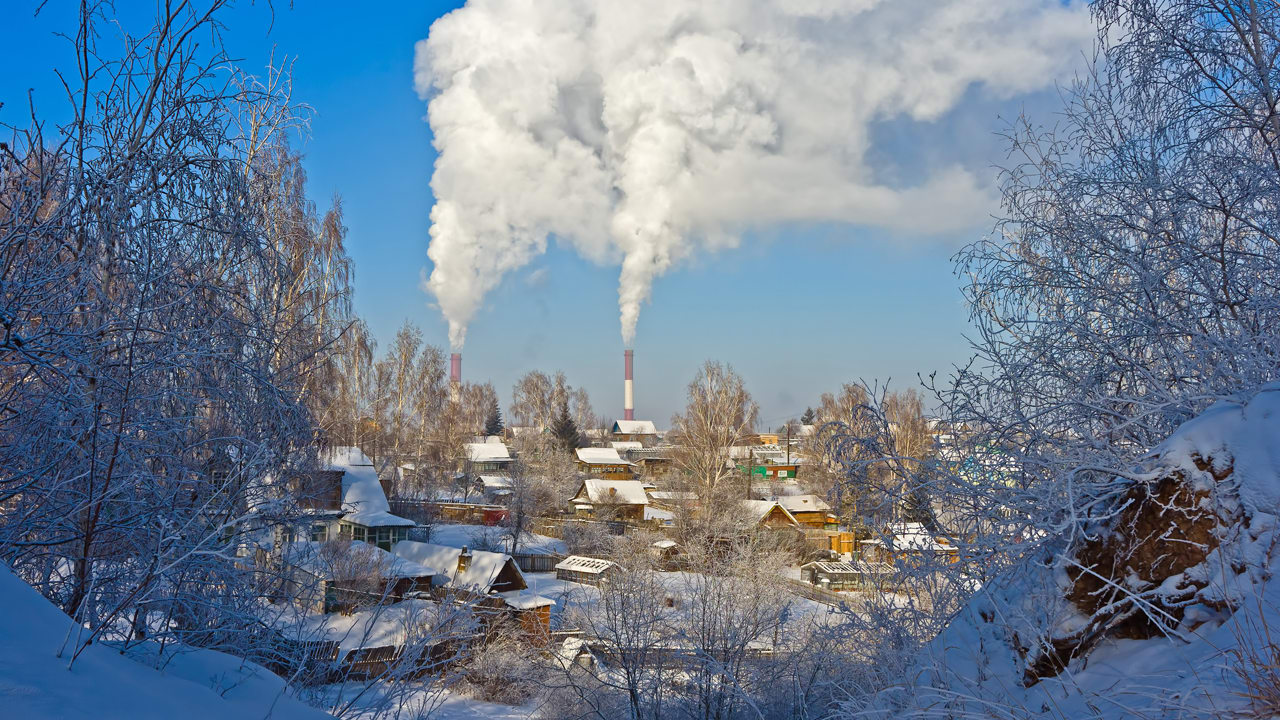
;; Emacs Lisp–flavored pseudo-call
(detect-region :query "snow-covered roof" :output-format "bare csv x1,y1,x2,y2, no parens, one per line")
613,419,658,435
775,494,832,513
575,447,633,465
652,539,679,550
495,589,555,610
554,556,618,575
324,446,415,527
391,541,522,593
862,523,956,553
648,490,697,502
802,560,895,576
281,540,437,581
478,475,513,489
611,441,643,451
575,478,649,506
466,442,511,462
644,506,675,522
742,499,799,526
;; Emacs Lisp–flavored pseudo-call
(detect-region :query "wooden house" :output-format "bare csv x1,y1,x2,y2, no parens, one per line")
569,478,649,522
466,441,513,474
276,540,437,614
741,499,801,530
575,447,637,480
328,446,416,550
392,541,554,639
610,419,659,446
860,522,959,566
776,494,838,529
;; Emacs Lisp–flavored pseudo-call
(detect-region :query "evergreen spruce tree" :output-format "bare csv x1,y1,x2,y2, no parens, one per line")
484,396,504,437
801,407,816,425
551,397,581,452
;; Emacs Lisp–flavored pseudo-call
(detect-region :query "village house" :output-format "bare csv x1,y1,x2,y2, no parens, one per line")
625,445,677,478
466,439,513,474
575,446,637,480
273,447,416,552
474,475,514,503
611,419,659,445
741,499,802,530
392,541,554,638
860,522,959,566
329,447,417,550
569,478,649,522
774,494,838,529
554,555,618,586
275,539,437,614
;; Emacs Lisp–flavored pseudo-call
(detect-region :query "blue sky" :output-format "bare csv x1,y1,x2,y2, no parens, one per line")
1,1,1077,427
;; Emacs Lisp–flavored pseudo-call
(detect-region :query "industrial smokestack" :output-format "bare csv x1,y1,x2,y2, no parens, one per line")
450,353,462,402
624,349,634,421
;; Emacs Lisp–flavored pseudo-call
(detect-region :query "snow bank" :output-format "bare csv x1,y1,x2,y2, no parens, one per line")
0,565,331,719
874,385,1280,718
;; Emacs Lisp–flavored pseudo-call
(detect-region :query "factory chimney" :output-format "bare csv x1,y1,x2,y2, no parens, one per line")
450,353,462,402
623,349,634,421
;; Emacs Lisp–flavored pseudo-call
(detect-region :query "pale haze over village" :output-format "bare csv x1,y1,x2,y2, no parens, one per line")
2,1,1279,719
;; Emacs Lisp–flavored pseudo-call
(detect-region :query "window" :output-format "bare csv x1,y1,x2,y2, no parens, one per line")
310,523,328,542
375,527,391,550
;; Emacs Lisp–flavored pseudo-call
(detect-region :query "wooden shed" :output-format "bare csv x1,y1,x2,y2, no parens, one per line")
554,555,619,586
800,560,895,592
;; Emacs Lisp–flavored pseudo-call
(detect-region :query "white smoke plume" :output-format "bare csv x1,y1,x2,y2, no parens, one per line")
416,0,1092,348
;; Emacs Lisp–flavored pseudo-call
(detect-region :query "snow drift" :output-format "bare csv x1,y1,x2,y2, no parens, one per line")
877,385,1280,718
0,565,332,720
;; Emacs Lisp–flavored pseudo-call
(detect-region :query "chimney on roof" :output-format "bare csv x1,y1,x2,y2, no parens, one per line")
457,546,471,574
623,349,634,421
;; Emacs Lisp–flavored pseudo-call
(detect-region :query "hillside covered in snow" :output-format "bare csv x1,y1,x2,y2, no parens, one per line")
0,566,332,720
870,386,1280,718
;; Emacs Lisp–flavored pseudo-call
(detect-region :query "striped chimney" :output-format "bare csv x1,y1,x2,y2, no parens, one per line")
623,349,634,421
450,353,462,403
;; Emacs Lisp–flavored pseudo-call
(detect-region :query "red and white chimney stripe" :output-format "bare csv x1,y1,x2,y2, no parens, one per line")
624,349,634,421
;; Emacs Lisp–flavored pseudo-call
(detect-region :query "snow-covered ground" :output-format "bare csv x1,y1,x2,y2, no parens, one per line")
427,524,567,556
874,386,1280,718
0,565,333,720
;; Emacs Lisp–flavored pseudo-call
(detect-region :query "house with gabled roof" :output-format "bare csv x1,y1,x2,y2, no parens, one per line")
326,446,416,550
569,478,649,522
741,499,801,530
611,419,659,445
575,446,636,480
465,440,512,473
392,541,554,638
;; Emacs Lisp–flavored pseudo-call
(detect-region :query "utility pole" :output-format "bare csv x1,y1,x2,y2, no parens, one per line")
785,424,791,466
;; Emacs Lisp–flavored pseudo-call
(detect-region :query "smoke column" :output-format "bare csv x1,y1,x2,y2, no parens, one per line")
415,0,1091,348
624,349,634,421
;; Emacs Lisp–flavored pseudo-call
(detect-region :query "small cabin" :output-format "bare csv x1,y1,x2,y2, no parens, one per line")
555,555,619,586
